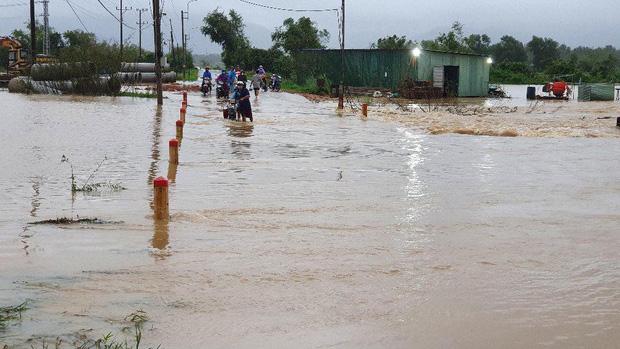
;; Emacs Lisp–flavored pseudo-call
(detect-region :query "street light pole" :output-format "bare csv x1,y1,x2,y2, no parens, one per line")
181,10,186,79
338,0,345,109
182,0,197,80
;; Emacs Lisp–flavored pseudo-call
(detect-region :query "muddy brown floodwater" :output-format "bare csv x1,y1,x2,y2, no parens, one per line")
0,86,619,348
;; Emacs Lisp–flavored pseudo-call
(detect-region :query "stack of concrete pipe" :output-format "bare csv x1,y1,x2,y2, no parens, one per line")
8,75,121,95
117,62,177,83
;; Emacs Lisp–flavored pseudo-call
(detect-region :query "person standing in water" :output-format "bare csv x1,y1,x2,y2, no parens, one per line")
235,81,253,122
251,70,262,98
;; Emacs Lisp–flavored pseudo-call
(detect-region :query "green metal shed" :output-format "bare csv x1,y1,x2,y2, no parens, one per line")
295,48,491,97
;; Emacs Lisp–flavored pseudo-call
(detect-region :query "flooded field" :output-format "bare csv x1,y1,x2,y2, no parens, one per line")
1,86,619,348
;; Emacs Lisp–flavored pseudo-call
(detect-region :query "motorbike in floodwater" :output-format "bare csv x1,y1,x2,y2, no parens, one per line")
224,98,238,121
260,75,268,92
270,75,281,92
216,81,229,99
201,77,212,96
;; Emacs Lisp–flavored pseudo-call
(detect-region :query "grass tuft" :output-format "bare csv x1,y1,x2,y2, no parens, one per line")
0,302,28,330
281,77,331,95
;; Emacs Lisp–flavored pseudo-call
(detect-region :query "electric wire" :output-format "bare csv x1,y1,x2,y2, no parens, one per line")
239,0,339,12
96,0,136,29
65,0,91,32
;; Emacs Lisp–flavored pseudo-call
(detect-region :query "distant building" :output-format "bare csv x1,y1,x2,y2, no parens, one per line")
295,48,491,97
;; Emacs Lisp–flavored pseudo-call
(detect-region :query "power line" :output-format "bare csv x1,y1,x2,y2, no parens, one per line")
239,0,339,12
65,0,90,32
96,0,120,21
96,0,136,29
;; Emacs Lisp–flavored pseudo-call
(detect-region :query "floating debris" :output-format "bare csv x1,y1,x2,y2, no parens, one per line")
30,217,123,225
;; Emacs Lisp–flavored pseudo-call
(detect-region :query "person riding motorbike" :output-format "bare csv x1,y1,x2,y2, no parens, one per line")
216,69,229,98
270,74,282,92
238,70,248,83
201,66,212,95
257,65,265,75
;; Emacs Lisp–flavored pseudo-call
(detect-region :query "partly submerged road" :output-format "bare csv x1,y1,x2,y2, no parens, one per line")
0,88,619,348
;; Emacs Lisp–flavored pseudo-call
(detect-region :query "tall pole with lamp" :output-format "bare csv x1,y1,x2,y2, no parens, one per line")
182,0,197,80
338,0,345,109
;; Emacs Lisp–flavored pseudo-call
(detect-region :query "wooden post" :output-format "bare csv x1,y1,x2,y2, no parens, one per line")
183,90,187,102
152,220,169,250
362,103,368,117
153,177,169,220
176,119,184,139
180,107,186,123
167,162,178,182
169,138,179,164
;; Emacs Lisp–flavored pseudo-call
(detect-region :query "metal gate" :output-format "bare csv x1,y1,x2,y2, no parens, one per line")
433,66,444,89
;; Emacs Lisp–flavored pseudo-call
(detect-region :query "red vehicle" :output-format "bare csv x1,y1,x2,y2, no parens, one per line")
543,81,571,98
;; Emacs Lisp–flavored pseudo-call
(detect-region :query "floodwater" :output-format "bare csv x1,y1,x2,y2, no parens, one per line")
374,84,620,138
0,85,619,348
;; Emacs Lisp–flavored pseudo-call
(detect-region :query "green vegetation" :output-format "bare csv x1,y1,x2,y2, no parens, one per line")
412,22,620,84
180,67,199,81
167,46,195,74
33,311,153,349
117,91,158,99
201,11,326,77
281,77,330,95
271,17,329,55
0,302,27,330
30,217,120,225
6,17,620,89
61,155,126,193
5,22,194,76
371,35,414,50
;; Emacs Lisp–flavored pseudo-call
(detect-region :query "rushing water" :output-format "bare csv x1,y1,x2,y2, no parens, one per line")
0,87,619,348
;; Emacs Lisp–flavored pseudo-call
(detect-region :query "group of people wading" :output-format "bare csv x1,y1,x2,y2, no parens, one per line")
202,64,276,123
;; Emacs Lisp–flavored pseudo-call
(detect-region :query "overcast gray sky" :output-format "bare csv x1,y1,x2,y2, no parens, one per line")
1,0,618,56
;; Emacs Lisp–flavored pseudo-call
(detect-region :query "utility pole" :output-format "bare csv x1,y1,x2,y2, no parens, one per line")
169,19,175,67
181,10,188,79
152,0,163,105
338,0,345,109
29,0,36,63
41,0,49,55
117,0,132,59
136,8,148,60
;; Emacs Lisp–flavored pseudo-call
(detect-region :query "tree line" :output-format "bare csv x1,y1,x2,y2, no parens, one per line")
200,9,328,77
375,22,620,84
0,21,193,73
4,18,618,85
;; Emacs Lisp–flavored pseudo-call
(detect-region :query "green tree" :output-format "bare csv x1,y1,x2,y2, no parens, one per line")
527,36,560,70
245,47,291,76
63,30,97,48
201,9,251,67
167,47,194,72
371,35,414,50
464,34,491,55
271,17,329,55
421,22,470,53
489,35,528,63
11,21,65,56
